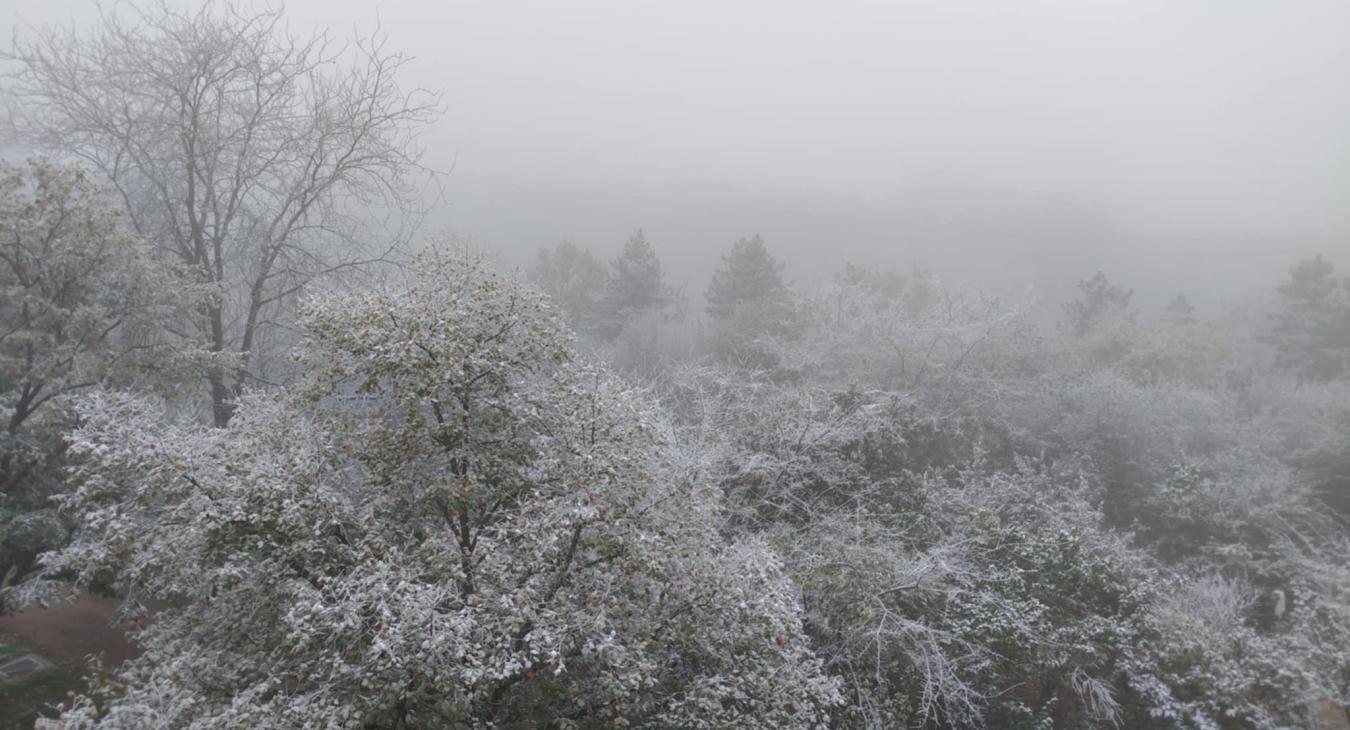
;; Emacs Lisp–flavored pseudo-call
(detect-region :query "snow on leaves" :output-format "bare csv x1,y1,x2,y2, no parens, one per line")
35,249,839,729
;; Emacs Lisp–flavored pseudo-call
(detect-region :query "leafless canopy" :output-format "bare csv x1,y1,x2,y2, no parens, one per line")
3,0,441,424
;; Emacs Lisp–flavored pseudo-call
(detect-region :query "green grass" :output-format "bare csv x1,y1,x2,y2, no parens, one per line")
0,637,86,730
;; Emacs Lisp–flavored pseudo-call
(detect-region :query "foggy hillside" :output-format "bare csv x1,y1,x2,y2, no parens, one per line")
0,1,1347,729
440,173,1347,309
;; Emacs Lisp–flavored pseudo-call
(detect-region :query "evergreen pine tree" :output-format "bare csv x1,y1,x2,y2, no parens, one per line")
1063,271,1133,337
596,229,671,338
705,235,790,321
1268,255,1350,381
527,241,609,333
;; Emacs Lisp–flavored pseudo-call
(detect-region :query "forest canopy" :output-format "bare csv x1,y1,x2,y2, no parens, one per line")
0,2,1348,729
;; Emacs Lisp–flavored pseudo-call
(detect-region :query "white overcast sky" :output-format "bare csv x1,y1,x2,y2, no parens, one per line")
6,0,1349,299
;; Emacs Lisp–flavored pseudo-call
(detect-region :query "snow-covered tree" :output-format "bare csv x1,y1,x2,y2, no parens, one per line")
27,248,838,728
5,1,439,425
665,266,1350,729
0,159,192,593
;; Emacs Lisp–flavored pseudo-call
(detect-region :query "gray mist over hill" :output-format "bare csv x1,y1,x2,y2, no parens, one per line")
8,0,1349,307
5,3,1350,727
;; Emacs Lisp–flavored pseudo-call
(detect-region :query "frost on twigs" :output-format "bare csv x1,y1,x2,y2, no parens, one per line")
42,247,839,728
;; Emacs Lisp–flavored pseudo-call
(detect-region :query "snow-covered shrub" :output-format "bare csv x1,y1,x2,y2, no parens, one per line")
25,248,839,728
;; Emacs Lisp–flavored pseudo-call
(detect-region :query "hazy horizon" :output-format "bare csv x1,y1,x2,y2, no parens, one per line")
7,0,1348,306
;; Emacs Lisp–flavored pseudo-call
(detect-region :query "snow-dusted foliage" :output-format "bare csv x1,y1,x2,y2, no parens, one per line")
2,212,1345,729
0,160,195,508
30,249,838,728
6,0,440,426
2,2,1346,726
0,159,200,599
658,272,1350,729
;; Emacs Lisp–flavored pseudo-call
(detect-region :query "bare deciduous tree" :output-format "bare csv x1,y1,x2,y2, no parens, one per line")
4,1,440,424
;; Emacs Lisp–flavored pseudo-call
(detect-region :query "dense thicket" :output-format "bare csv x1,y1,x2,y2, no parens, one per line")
22,250,837,728
1,3,1347,729
14,233,1347,729
662,261,1350,728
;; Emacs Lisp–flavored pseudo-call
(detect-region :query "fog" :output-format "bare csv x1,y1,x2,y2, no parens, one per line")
4,3,1350,725
8,0,1348,306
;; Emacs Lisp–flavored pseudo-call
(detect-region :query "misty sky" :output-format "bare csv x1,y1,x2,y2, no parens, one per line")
7,0,1349,304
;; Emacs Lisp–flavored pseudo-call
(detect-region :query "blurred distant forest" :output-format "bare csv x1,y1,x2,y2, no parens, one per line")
1,2,1349,729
